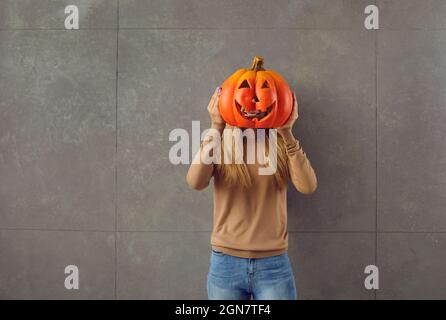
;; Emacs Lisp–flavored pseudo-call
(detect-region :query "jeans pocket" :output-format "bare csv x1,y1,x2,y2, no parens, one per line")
211,249,226,257
267,254,295,278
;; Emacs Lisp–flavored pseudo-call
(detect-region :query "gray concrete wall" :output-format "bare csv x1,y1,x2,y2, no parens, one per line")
0,0,445,299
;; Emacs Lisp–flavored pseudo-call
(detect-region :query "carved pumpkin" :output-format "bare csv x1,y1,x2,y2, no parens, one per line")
218,56,293,128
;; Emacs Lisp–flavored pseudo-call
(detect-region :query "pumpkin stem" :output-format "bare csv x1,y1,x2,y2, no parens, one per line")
250,56,265,71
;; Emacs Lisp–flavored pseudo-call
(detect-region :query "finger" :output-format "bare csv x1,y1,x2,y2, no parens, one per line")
293,92,299,116
208,98,217,114
292,105,297,121
211,87,221,104
212,88,222,108
211,89,218,102
208,89,218,111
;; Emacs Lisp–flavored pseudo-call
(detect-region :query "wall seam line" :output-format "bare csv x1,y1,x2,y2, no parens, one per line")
374,3,379,300
114,0,120,301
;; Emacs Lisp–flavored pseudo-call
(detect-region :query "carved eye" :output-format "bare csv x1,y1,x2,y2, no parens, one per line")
238,79,250,89
261,81,269,89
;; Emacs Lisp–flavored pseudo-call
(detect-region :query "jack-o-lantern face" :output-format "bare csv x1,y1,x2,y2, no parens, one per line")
218,56,293,128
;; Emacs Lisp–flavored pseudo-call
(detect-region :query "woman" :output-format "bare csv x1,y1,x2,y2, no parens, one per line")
186,87,318,300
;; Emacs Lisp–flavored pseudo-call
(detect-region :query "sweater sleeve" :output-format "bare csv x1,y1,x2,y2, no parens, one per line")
285,139,318,194
186,138,216,191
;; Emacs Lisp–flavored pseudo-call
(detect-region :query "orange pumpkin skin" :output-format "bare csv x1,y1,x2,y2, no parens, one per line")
218,56,293,128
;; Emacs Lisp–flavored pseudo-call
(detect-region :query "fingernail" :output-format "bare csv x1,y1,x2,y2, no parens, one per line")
217,86,222,93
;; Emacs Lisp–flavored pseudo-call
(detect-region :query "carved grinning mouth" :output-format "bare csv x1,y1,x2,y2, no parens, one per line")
235,100,274,120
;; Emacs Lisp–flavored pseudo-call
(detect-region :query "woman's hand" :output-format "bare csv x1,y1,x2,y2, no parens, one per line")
207,87,225,132
277,93,299,141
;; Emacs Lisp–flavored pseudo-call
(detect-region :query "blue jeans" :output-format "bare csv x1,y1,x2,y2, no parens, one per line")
207,249,297,300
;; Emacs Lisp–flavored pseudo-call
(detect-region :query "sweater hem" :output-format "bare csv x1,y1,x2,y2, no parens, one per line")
211,244,288,259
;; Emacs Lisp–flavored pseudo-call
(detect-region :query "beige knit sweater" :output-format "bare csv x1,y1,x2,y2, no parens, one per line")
187,134,317,258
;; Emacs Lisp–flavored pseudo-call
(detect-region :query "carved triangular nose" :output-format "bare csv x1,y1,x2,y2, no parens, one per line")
252,95,259,103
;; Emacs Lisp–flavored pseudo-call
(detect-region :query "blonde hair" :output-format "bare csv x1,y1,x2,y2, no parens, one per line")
215,127,289,188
